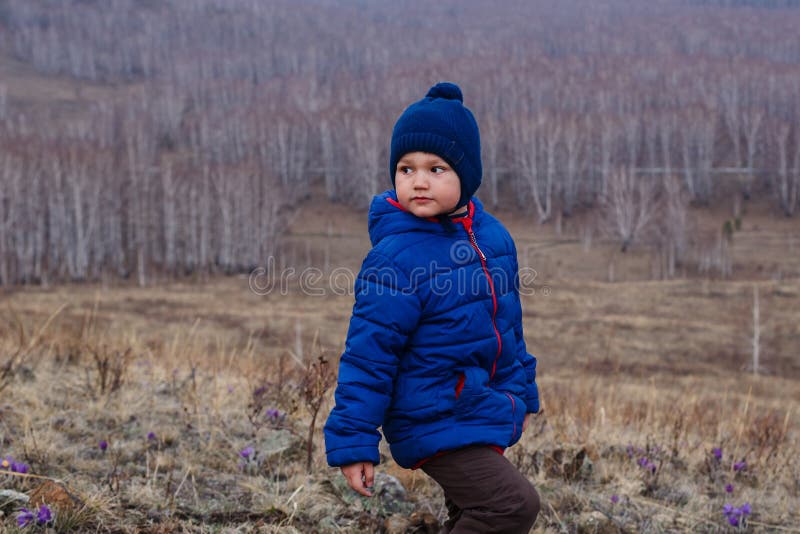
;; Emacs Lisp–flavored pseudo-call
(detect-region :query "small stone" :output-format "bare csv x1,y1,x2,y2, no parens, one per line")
577,510,614,534
0,489,29,505
410,511,441,533
374,472,409,513
384,513,411,534
28,481,82,512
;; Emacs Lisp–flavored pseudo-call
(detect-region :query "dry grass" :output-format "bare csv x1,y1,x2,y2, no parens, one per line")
0,267,797,532
0,168,798,531
2,32,799,532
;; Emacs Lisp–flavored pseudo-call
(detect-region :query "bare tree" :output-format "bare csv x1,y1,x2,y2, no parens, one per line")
658,113,676,177
643,112,660,171
0,84,6,120
679,110,698,201
623,114,641,170
319,118,339,201
125,112,156,287
793,121,800,216
600,167,660,252
514,113,557,224
597,115,619,201
741,106,763,199
0,153,16,285
653,174,691,279
561,115,587,216
771,121,795,216
352,118,383,208
540,115,561,223
160,162,178,273
720,78,743,168
695,111,717,204
482,113,503,209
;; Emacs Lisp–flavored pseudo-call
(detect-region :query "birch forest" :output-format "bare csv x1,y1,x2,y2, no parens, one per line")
0,0,799,285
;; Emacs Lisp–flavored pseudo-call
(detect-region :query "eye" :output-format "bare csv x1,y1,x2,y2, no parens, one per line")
432,166,447,174
398,166,412,175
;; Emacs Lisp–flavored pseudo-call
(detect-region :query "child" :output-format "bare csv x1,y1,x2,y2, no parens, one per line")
324,82,541,533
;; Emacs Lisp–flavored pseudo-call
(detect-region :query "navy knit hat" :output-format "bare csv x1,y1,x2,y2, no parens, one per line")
389,82,482,211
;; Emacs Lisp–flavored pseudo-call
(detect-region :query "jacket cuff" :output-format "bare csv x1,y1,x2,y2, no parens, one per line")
326,445,380,468
525,380,540,413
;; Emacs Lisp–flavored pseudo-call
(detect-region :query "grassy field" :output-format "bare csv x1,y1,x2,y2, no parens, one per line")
1,190,798,533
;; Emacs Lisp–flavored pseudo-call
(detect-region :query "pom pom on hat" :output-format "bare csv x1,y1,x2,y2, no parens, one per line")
389,82,481,211
426,82,463,102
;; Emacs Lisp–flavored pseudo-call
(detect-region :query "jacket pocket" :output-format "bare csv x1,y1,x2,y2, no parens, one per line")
453,367,491,416
435,368,484,419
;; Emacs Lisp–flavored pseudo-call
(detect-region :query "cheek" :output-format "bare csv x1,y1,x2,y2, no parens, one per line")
444,179,461,201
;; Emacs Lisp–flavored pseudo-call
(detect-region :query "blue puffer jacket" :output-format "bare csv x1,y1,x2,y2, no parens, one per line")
324,190,539,469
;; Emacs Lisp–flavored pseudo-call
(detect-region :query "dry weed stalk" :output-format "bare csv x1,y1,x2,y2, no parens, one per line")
85,343,133,396
0,313,27,393
0,304,66,393
302,333,336,473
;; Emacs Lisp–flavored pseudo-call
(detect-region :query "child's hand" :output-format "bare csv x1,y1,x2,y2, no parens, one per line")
522,413,535,434
340,462,374,497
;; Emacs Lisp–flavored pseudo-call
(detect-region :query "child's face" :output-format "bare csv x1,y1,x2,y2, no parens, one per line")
395,152,462,218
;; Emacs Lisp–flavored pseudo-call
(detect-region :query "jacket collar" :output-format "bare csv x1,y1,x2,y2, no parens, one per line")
367,189,482,247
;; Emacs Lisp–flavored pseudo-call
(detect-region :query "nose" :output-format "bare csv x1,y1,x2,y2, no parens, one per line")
412,171,429,189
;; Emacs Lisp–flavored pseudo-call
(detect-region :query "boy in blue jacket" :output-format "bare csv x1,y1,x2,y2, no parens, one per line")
324,82,540,533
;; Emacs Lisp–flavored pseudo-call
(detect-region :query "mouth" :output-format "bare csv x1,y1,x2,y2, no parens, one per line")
412,197,432,202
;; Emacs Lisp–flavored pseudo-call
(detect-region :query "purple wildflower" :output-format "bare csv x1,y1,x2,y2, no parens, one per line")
11,461,29,473
712,447,722,460
227,385,234,393
611,494,619,504
99,440,108,451
625,445,634,458
637,457,656,473
725,483,734,493
1,456,28,473
239,446,255,459
17,508,35,528
147,432,156,441
733,460,747,472
37,504,52,524
723,502,751,527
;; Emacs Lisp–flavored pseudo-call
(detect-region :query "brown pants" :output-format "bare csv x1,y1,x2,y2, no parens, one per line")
421,446,540,533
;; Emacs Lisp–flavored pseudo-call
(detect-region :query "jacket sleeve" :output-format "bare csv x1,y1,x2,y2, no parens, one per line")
323,250,422,467
512,245,540,414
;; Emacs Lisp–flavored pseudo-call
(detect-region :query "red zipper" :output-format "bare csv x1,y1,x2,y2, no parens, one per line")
460,216,502,379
